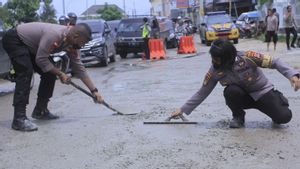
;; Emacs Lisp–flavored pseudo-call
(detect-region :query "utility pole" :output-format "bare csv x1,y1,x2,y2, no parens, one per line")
86,0,89,18
63,0,65,15
229,0,232,16
123,0,126,16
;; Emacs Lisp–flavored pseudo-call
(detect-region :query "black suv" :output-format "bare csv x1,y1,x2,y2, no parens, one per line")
78,19,116,66
115,17,176,59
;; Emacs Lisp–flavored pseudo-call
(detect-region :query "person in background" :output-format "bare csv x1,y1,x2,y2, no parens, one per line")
284,5,298,50
67,12,77,26
58,15,70,26
58,12,77,26
266,8,278,51
272,8,280,28
142,17,151,60
171,39,300,128
151,17,160,39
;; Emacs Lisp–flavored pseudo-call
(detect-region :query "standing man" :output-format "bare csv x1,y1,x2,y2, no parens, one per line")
171,39,300,128
142,17,151,60
266,9,278,51
272,8,280,29
284,5,298,50
2,22,103,132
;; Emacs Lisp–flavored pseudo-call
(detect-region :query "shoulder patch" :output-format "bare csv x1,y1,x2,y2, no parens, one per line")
245,51,272,68
203,72,212,86
245,51,262,59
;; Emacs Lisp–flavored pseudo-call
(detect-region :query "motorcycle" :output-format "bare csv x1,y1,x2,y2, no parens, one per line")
175,26,188,49
236,20,257,38
50,51,71,74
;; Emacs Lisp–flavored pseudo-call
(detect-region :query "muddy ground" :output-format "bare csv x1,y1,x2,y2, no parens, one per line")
1,37,300,169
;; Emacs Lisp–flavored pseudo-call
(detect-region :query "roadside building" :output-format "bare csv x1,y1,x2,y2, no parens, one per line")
80,4,124,19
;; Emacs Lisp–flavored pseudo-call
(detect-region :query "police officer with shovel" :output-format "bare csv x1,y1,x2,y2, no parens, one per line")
2,22,103,131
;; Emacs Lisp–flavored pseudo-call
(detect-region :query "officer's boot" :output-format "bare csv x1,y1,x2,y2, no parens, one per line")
229,115,245,128
12,106,38,131
32,98,59,120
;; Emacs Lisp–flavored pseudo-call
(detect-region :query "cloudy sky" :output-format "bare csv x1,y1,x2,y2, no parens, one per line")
1,0,151,18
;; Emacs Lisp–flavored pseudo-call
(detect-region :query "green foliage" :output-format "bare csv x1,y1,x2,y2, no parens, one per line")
260,0,273,5
40,0,57,23
4,0,40,26
0,7,10,27
97,4,122,21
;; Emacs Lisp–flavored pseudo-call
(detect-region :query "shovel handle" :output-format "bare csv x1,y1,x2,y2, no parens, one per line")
69,81,125,115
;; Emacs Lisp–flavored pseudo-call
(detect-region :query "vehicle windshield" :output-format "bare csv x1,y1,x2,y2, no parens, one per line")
207,14,231,25
237,14,247,21
79,20,104,33
118,19,143,32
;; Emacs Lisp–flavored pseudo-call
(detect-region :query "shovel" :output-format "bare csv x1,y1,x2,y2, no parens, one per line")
69,81,137,115
144,114,197,124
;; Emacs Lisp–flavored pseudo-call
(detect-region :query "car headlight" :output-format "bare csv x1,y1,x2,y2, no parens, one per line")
117,37,124,42
89,37,104,47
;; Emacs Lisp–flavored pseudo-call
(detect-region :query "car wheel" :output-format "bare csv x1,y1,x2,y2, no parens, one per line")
201,39,205,44
110,52,116,62
120,51,127,59
206,40,211,46
233,39,238,44
100,47,109,66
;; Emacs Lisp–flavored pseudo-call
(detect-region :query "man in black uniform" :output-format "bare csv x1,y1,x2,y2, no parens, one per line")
2,22,103,132
172,39,300,128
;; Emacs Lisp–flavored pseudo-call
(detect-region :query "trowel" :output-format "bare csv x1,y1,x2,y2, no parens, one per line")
69,81,137,115
144,114,197,124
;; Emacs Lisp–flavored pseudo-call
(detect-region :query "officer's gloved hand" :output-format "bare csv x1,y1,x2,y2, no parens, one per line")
171,108,183,119
58,72,71,84
290,75,300,91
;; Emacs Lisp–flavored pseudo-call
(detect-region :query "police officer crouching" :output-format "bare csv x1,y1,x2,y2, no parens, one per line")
171,39,300,128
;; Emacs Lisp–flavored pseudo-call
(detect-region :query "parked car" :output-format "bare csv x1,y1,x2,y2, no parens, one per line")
77,19,116,66
236,11,263,26
107,19,120,39
199,11,239,46
115,16,176,59
236,11,264,38
0,20,10,79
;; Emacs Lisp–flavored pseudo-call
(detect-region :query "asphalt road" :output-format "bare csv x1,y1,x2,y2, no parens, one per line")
1,37,300,169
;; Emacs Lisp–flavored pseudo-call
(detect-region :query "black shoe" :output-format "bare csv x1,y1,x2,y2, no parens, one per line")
32,108,59,120
287,47,291,50
291,45,296,48
12,118,38,131
229,117,245,128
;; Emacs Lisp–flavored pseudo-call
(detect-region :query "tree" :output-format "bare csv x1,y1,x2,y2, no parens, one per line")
0,7,10,27
40,0,57,23
5,0,40,26
97,3,122,21
260,0,273,5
